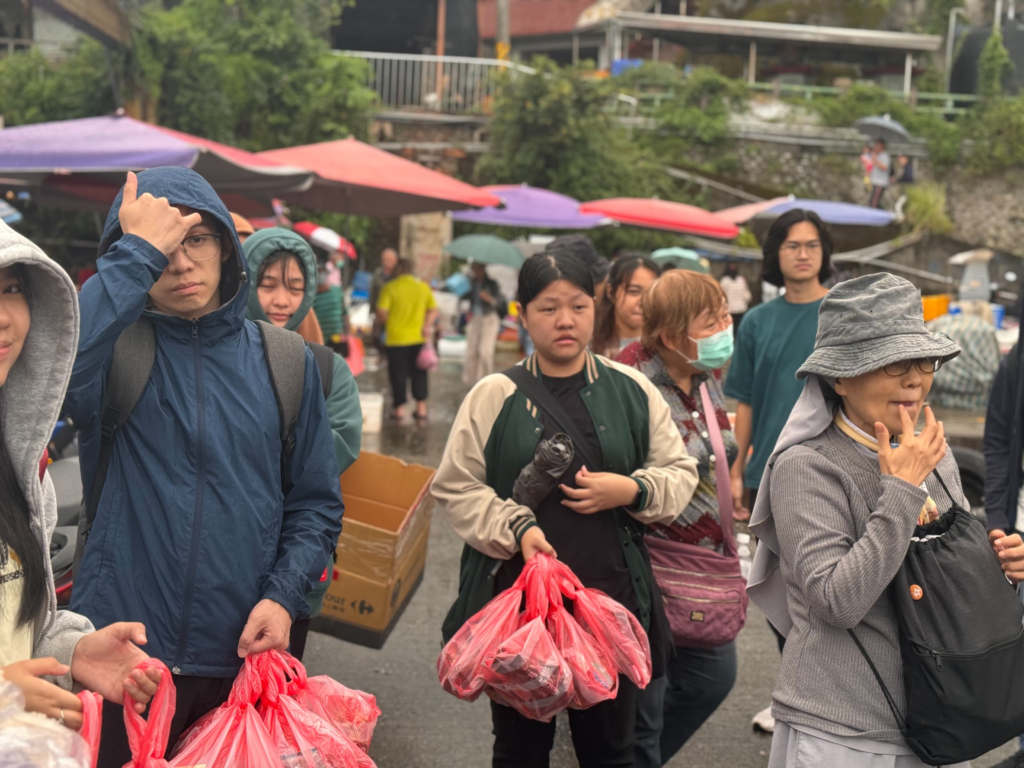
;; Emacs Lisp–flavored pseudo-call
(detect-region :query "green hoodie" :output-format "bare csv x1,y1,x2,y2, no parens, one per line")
244,228,363,617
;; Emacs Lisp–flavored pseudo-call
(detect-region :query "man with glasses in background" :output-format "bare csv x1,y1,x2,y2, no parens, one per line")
723,209,833,733
67,168,343,764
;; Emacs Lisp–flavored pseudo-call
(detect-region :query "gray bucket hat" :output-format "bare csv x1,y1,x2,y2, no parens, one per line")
797,273,961,380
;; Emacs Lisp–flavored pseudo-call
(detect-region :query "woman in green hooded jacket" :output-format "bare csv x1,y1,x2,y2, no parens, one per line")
243,227,362,659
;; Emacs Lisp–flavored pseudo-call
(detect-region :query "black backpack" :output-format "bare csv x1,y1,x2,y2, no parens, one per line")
72,318,334,578
850,470,1024,765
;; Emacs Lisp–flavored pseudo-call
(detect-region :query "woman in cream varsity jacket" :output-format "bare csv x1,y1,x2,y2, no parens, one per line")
433,250,698,768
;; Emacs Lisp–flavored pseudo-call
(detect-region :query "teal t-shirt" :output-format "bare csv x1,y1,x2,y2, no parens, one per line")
724,296,822,489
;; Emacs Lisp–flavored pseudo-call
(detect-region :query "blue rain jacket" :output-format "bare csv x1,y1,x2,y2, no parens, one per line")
67,167,343,677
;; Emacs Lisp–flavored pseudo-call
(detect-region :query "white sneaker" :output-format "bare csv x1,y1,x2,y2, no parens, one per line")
752,705,775,733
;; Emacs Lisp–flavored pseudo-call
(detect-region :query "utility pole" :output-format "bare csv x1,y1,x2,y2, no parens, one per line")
496,0,511,60
435,0,447,106
945,7,966,96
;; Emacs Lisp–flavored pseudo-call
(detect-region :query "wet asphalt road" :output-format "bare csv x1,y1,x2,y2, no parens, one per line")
302,353,1017,768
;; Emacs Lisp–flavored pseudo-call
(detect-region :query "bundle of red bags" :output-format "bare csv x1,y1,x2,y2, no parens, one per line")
121,652,380,768
438,554,651,722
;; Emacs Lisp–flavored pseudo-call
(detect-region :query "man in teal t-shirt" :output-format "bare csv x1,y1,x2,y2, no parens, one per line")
725,209,833,516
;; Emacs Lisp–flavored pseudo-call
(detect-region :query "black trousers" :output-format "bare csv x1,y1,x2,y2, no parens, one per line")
289,617,312,662
98,674,232,768
386,344,427,408
491,676,640,768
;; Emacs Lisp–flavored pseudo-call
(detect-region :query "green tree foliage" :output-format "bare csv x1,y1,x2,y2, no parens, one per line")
0,41,117,126
903,181,953,235
130,0,375,150
978,27,1016,99
474,58,705,253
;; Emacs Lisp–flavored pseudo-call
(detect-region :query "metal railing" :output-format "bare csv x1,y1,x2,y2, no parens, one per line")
339,51,536,115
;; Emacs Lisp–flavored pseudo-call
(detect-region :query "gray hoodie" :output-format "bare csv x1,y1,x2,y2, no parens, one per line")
0,221,93,686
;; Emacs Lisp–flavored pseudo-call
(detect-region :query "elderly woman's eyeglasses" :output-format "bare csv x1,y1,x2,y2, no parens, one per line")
180,233,222,262
883,358,943,377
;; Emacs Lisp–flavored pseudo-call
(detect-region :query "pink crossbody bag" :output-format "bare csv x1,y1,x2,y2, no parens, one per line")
644,382,749,648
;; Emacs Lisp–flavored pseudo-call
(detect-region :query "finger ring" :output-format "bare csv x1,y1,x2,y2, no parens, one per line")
58,708,64,726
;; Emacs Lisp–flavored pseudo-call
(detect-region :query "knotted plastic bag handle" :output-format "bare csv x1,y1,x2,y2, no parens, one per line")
123,658,175,768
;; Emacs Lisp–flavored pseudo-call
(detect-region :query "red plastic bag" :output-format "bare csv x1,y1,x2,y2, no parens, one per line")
77,690,103,768
546,602,618,710
264,651,380,754
480,556,575,722
571,585,652,690
437,584,524,702
123,659,176,768
169,657,280,768
254,653,376,768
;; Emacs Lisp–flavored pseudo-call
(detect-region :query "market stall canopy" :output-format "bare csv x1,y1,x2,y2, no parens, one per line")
445,234,525,268
292,221,357,260
0,201,22,226
854,114,912,144
714,197,793,225
451,184,608,229
758,199,897,227
0,115,313,216
259,137,501,216
579,198,740,239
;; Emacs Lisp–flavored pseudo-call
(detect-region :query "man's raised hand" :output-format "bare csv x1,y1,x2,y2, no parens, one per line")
117,172,202,257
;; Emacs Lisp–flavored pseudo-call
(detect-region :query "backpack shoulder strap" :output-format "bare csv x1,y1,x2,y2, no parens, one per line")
305,341,334,400
257,321,306,485
86,318,155,527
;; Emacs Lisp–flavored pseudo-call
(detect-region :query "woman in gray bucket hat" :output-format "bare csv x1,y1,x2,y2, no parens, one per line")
745,273,1024,767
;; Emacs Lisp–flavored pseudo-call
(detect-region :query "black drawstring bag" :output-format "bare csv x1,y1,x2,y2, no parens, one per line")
850,471,1024,765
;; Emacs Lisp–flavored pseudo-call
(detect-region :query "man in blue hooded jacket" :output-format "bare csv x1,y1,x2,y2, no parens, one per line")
66,169,344,762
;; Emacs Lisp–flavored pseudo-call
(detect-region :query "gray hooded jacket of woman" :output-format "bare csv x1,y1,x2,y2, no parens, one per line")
0,221,93,685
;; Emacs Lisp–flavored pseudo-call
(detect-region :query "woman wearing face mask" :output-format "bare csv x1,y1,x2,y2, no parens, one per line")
616,270,739,768
592,254,660,359
0,222,161,733
433,250,699,768
243,228,362,660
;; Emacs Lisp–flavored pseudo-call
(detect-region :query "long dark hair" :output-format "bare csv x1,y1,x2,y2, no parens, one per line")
0,266,46,627
762,209,833,288
517,251,595,308
592,255,660,355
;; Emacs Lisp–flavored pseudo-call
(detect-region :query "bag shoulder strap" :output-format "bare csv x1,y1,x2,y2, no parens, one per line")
257,321,306,482
503,364,604,472
86,318,155,527
305,341,334,400
698,381,736,547
847,627,907,731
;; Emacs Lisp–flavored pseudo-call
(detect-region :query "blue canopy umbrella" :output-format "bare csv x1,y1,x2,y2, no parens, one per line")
759,199,897,227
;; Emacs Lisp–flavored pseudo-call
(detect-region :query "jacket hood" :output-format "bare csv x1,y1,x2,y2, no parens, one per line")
0,220,78,552
243,228,318,331
99,167,248,322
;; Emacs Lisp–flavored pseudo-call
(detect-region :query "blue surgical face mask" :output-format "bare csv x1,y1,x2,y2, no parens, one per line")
676,326,734,372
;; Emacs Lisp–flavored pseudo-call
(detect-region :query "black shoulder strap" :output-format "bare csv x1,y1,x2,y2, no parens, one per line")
257,321,306,489
503,364,604,472
87,319,155,527
847,628,907,732
74,318,156,579
305,341,334,401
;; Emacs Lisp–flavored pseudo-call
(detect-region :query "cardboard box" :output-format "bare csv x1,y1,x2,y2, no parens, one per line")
310,451,435,649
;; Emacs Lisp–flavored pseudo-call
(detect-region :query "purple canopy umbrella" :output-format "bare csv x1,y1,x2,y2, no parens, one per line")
451,183,608,229
0,115,312,215
757,199,896,227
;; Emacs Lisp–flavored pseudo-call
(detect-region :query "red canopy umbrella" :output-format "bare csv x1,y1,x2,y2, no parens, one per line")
579,198,740,240
259,137,500,216
292,221,357,260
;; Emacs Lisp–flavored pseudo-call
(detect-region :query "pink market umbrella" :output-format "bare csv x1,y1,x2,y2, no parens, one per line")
292,221,357,260
714,197,792,225
579,198,739,239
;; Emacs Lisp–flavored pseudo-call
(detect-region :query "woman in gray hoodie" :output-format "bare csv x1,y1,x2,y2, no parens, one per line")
0,221,159,731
